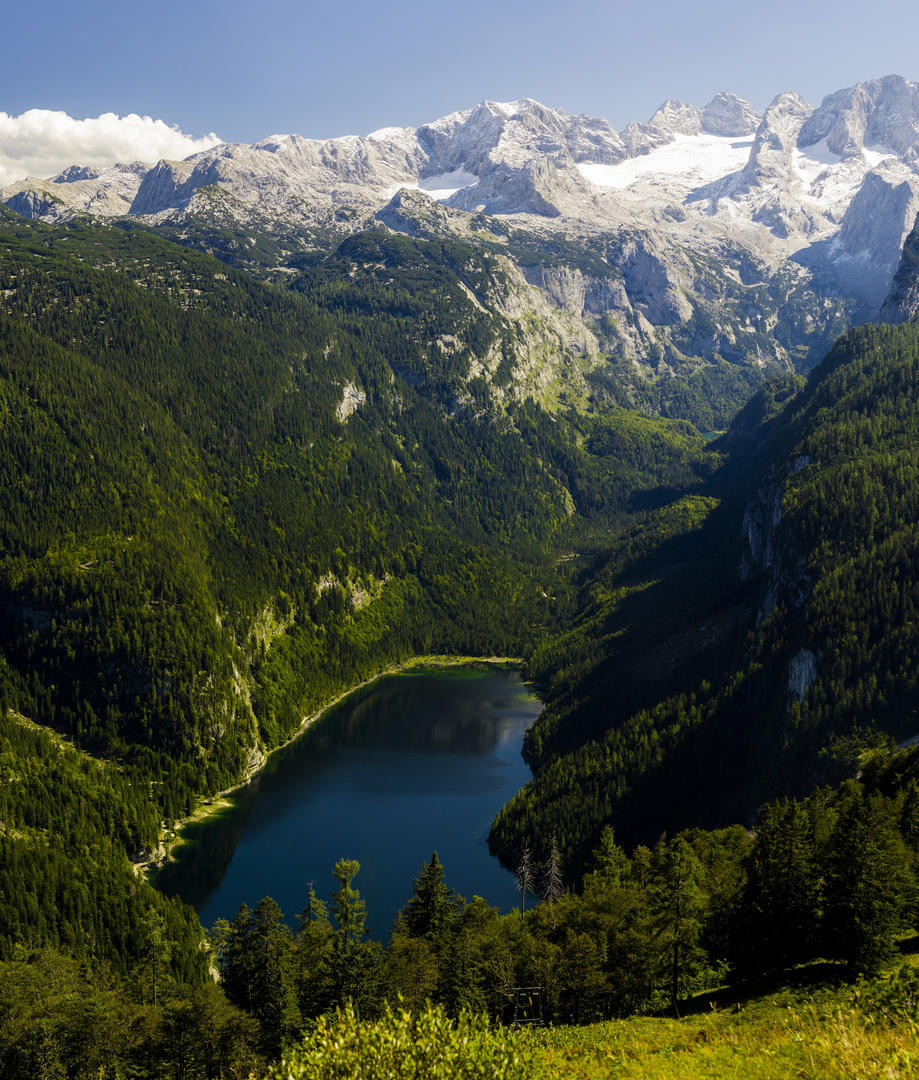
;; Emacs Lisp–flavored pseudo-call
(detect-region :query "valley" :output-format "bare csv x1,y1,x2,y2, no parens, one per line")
2,71,919,1077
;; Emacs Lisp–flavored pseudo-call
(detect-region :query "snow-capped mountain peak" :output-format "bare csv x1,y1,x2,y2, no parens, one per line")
4,76,919,307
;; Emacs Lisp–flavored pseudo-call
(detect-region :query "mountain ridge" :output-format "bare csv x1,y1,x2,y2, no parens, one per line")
4,75,919,312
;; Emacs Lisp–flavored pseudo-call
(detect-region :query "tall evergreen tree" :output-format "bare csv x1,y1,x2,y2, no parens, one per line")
395,853,460,943
295,884,333,1019
735,798,823,974
249,897,300,1058
649,836,706,1013
217,899,299,1056
330,860,382,1013
822,787,915,974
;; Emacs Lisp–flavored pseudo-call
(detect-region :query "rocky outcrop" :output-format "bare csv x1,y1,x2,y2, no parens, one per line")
700,92,761,136
788,648,819,702
521,264,629,317
799,74,919,159
640,92,759,143
649,99,702,137
2,164,145,220
374,187,474,238
878,212,919,322
740,455,815,623
449,150,598,218
832,164,919,305
723,91,822,242
606,232,694,325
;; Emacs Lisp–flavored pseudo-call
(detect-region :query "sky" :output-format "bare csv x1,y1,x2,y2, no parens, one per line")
1,0,917,187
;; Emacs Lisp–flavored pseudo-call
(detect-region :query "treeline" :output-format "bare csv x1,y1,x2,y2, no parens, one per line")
217,748,916,1049
202,743,919,1028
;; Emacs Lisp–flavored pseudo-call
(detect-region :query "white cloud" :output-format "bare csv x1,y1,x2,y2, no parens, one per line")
0,110,223,188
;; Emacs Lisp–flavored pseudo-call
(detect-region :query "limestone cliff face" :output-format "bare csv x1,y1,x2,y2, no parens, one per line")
799,74,919,159
2,163,145,220
737,92,813,197
6,78,919,404
833,165,919,306
878,213,919,323
740,455,815,625
521,264,630,317
700,92,761,137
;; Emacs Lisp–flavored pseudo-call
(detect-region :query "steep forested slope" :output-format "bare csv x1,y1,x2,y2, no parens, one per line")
492,322,919,871
5,200,919,999
0,210,718,968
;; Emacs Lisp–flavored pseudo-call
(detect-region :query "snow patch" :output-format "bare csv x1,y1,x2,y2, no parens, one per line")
864,143,898,167
366,126,411,141
577,133,755,190
793,138,840,186
418,169,479,199
791,140,896,210
255,135,293,153
486,100,525,119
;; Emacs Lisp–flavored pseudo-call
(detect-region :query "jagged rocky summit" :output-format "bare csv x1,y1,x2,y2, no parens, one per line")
5,74,919,413
4,76,919,309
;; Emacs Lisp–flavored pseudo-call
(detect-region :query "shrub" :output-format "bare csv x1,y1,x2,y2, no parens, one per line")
274,1000,535,1080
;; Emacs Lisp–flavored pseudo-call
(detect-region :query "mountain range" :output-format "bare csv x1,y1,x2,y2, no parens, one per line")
3,73,919,1043
6,76,919,292
5,74,919,434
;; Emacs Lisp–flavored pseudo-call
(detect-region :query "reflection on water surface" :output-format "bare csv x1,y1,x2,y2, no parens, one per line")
154,666,540,935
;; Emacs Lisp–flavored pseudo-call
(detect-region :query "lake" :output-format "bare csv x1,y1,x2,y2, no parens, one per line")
153,665,540,937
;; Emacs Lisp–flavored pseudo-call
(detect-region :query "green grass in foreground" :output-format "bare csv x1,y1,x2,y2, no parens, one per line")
530,1007,917,1079
274,954,919,1080
531,956,919,1080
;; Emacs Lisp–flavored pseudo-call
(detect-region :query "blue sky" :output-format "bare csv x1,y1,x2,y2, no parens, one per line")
1,0,917,183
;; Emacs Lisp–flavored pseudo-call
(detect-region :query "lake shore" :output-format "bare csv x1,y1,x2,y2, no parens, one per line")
138,653,526,877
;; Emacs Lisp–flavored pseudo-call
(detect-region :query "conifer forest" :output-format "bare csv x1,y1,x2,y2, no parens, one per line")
3,203,919,1077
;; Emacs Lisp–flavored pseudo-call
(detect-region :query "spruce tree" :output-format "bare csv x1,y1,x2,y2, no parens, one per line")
330,859,382,1012
736,798,822,973
295,884,333,1018
649,836,706,1013
822,788,914,974
396,853,460,943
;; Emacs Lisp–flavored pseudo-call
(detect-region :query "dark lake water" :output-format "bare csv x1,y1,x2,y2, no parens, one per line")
154,666,540,937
